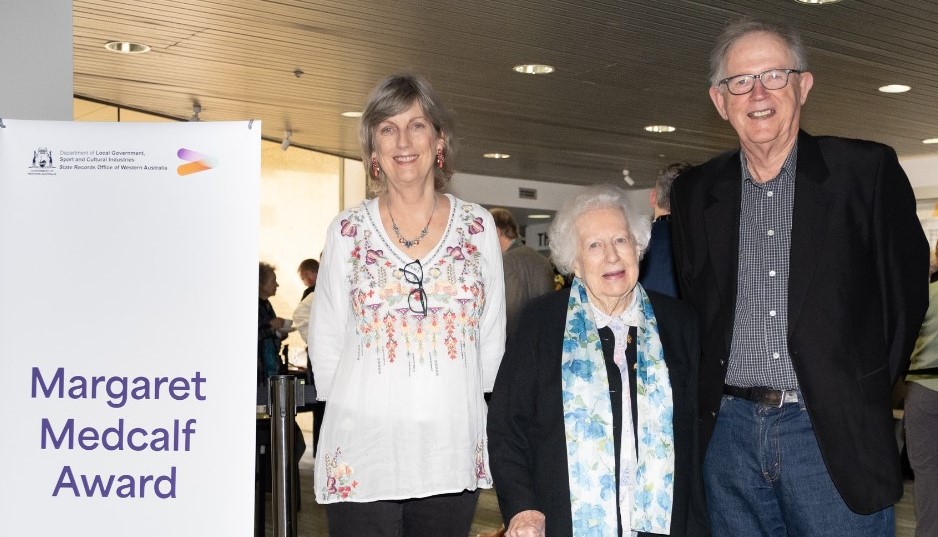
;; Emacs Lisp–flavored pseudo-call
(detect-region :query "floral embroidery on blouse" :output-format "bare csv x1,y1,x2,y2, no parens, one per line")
340,219,357,237
475,439,492,484
339,200,488,376
311,195,504,504
322,448,359,500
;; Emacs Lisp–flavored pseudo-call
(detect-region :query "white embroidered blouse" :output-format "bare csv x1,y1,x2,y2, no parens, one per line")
309,194,506,503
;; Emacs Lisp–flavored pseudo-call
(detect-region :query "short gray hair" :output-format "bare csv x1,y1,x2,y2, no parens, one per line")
709,17,808,86
655,162,692,212
549,184,651,275
359,73,456,194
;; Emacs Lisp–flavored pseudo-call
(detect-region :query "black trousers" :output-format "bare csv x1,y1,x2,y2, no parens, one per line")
325,489,480,537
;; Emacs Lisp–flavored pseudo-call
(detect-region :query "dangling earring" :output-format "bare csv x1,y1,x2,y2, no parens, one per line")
371,157,380,177
436,148,444,169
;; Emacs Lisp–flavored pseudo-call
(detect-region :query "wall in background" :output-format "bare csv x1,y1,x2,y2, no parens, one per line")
0,1,72,121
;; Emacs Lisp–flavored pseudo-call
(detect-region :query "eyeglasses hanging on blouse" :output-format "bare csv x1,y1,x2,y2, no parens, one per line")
402,259,427,315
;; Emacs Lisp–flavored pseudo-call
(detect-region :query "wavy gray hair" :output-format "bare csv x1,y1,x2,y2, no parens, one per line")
549,184,651,275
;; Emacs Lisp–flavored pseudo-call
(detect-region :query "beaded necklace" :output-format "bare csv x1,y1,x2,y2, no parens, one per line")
388,194,438,248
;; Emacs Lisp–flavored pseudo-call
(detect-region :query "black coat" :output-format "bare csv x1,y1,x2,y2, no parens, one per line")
670,131,929,514
487,288,709,536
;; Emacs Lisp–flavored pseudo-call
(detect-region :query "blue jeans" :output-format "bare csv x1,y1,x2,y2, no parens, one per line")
704,394,895,537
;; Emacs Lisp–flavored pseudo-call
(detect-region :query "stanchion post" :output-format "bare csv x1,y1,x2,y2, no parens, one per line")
269,375,297,537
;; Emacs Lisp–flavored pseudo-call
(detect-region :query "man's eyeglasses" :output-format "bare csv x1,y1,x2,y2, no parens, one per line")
402,260,427,315
718,69,801,95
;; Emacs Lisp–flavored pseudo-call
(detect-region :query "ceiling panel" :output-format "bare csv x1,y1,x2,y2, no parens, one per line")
73,0,938,188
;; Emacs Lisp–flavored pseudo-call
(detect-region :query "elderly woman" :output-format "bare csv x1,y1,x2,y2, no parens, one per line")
488,185,707,537
309,73,505,536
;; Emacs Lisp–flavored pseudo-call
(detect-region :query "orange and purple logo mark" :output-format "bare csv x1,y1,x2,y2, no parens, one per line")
177,148,219,176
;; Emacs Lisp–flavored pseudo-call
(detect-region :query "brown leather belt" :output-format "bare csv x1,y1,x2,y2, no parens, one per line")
723,384,799,407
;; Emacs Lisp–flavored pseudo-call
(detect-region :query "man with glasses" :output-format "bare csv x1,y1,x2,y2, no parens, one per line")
671,17,928,536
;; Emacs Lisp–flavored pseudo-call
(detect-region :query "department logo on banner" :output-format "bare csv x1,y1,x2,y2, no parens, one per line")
28,147,57,176
177,148,219,176
25,146,181,175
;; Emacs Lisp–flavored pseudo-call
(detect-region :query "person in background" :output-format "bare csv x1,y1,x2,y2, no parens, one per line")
905,238,938,537
309,73,506,536
258,261,288,383
488,184,707,537
637,162,691,298
292,258,320,344
257,261,306,492
670,17,928,536
489,207,554,341
292,257,325,455
298,258,319,299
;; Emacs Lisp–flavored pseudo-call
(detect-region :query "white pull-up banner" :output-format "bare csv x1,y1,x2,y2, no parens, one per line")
0,119,260,535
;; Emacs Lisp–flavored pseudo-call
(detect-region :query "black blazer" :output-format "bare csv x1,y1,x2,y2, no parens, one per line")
487,288,709,536
670,131,929,514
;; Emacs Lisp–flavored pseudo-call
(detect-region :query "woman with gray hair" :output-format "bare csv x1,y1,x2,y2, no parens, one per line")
309,73,506,536
488,184,708,536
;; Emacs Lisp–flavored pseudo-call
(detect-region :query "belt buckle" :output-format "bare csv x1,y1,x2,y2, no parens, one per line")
774,390,785,408
777,389,797,407
761,388,783,408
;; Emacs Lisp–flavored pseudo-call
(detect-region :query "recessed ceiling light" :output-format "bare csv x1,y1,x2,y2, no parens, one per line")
528,214,552,219
878,84,911,94
513,64,554,75
794,0,842,4
483,153,511,159
644,125,676,133
923,138,938,144
341,111,362,118
104,41,150,54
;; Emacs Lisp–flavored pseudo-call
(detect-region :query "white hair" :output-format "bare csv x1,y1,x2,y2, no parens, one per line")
548,184,651,275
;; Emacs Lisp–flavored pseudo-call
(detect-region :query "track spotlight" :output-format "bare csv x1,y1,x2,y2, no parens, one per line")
622,168,635,187
281,130,292,151
189,104,201,122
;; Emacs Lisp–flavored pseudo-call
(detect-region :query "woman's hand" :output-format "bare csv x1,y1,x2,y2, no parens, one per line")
506,510,546,537
269,317,285,330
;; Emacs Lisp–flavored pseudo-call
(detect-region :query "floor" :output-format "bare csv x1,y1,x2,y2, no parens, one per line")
260,413,920,536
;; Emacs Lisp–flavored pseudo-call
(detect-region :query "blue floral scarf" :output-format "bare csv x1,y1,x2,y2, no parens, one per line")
561,277,675,535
